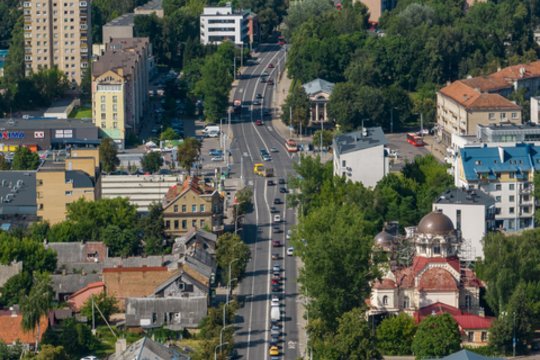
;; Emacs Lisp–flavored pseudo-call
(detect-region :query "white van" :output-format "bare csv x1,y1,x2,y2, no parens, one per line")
271,306,280,322
203,125,220,134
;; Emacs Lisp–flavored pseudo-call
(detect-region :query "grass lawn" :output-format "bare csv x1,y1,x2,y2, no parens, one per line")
70,106,92,119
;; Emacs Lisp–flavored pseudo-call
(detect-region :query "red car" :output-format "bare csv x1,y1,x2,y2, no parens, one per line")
272,240,281,247
271,278,280,285
256,119,264,126
268,79,274,85
268,63,274,68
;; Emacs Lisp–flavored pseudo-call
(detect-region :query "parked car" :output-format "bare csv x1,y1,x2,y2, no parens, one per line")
256,119,264,126
279,187,288,194
273,214,281,223
273,226,282,233
287,247,294,256
209,149,223,156
211,156,223,161
272,253,280,260
270,206,279,213
263,154,272,161
252,100,261,106
274,198,282,205
278,178,286,184
272,240,281,247
268,79,274,85
271,278,280,285
286,229,292,240
272,264,281,272
267,179,275,186
268,63,274,68
269,346,279,356
271,297,280,307
270,147,278,153
256,93,263,99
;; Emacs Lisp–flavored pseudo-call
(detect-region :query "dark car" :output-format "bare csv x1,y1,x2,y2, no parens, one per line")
267,180,275,186
256,93,263,99
272,240,281,247
273,198,282,205
279,187,288,194
272,253,280,260
252,100,261,106
273,226,282,233
268,63,274,68
270,206,279,213
268,79,274,85
278,178,286,185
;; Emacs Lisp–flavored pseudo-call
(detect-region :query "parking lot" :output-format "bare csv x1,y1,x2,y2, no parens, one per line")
385,132,431,170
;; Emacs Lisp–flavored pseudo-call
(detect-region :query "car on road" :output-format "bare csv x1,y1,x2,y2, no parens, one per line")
286,229,292,240
272,253,280,260
271,328,280,336
271,278,280,285
273,214,281,223
271,297,280,307
256,93,263,99
274,198,282,205
256,119,264,126
278,178,286,184
263,155,272,161
287,247,294,256
272,285,281,293
270,206,279,213
416,129,429,136
272,274,281,281
252,100,261,106
268,79,274,85
262,71,269,76
279,187,288,194
272,264,281,272
273,226,282,233
211,156,223,161
270,147,278,153
267,180,275,186
261,77,267,83
272,240,281,247
268,63,274,68
209,149,222,156
269,346,279,356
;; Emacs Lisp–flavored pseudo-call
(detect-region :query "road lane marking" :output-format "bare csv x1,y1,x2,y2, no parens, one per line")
246,183,260,360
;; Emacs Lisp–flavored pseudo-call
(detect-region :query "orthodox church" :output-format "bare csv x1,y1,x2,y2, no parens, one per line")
368,210,494,346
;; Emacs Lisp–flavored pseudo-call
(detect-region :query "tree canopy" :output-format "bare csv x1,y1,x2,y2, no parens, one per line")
411,314,461,359
141,151,164,174
216,233,250,286
99,138,120,174
177,137,201,173
376,313,417,355
11,147,40,170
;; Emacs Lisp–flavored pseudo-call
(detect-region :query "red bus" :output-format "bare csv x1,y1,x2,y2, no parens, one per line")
285,139,298,152
407,133,424,147
278,35,286,46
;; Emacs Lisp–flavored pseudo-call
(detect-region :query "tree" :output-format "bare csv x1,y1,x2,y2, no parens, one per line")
33,345,68,360
322,307,381,360
102,225,139,257
411,314,461,359
311,129,333,149
376,313,417,355
0,154,10,170
0,234,57,274
0,340,23,360
80,291,119,326
99,138,120,174
141,151,164,173
0,272,32,307
280,83,310,132
177,137,201,173
11,147,40,170
140,202,165,255
160,127,180,141
20,273,53,351
282,0,334,39
216,233,250,285
235,187,253,216
3,16,24,87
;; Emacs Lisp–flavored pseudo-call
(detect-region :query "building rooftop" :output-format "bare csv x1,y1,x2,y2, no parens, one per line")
436,349,504,360
434,188,495,207
202,4,249,16
104,13,135,27
108,337,190,360
333,127,386,156
302,78,335,96
439,81,521,110
92,38,150,78
0,117,95,130
0,171,37,215
66,170,94,188
0,311,48,346
459,143,540,181
136,0,162,11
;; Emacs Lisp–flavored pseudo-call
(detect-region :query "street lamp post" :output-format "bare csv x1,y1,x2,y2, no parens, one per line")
220,324,235,357
235,214,245,234
513,311,516,357
226,258,240,305
214,342,229,360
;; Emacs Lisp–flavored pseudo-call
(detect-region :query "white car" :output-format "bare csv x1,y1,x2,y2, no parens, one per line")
211,156,223,162
271,297,280,307
286,229,292,240
287,247,294,256
273,214,281,223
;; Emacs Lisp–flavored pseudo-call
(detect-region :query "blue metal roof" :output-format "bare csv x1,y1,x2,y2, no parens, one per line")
460,143,540,181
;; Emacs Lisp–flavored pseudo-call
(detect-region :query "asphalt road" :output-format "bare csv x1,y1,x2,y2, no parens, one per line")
230,44,300,360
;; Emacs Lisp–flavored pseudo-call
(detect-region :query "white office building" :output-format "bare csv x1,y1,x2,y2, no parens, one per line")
332,127,388,188
433,188,496,261
200,4,249,45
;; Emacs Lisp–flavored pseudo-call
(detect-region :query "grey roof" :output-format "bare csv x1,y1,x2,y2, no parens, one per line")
109,337,190,360
183,248,216,279
433,350,504,360
105,255,177,268
125,297,208,330
47,242,108,265
51,273,101,295
137,0,162,10
302,78,335,96
173,229,217,256
44,99,77,114
105,13,135,27
0,118,95,130
333,127,387,155
153,270,208,296
0,171,37,215
0,262,22,288
66,170,94,188
434,188,495,206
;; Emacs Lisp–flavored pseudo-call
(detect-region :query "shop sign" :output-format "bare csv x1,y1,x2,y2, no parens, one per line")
0,131,24,139
55,129,73,139
34,131,45,139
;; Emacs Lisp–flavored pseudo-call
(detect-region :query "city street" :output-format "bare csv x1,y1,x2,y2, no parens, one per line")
227,44,300,360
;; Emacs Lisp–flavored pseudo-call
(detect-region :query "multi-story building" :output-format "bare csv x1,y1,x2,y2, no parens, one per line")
102,13,135,44
134,0,164,18
437,80,522,145
200,4,251,46
358,0,397,25
36,147,100,224
92,38,152,149
332,127,388,188
433,188,496,261
455,143,539,231
23,0,91,86
162,176,224,237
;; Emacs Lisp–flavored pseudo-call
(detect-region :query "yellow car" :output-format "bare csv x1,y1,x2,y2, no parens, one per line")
269,346,279,356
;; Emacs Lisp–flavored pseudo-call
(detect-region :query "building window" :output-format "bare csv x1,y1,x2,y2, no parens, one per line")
192,204,197,212
174,220,179,229
465,294,471,309
403,296,410,309
467,331,474,342
495,184,501,191
342,160,346,167
38,203,44,210
182,220,187,229
113,122,118,129
509,195,515,202
489,113,495,120
181,205,186,212
100,95,105,102
509,207,515,214
200,204,205,212
420,244,426,253
173,205,178,212
112,104,118,112
65,191,72,196
101,122,106,128
100,103,105,112
112,113,118,120
500,113,507,120
481,332,488,342
200,219,205,228
495,207,501,215
495,196,501,202
192,219,197,228
382,296,388,306
101,113,106,120
512,112,518,119
113,95,117,103
433,240,441,255
165,220,170,229
456,209,461,231
509,184,515,190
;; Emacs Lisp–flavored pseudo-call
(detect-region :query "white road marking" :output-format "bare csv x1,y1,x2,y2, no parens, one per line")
288,341,297,349
243,152,249,157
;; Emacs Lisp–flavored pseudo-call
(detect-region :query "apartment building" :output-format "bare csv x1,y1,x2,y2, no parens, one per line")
36,147,100,224
162,177,224,237
437,80,522,145
23,0,91,85
358,0,397,24
455,143,539,231
200,4,251,45
92,38,152,149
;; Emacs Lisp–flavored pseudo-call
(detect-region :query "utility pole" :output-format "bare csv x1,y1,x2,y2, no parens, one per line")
390,108,394,133
241,42,243,68
91,295,96,335
233,57,236,80
420,113,424,136
289,106,293,138
513,311,517,357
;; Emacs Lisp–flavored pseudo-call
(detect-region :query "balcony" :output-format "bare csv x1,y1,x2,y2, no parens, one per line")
520,186,532,194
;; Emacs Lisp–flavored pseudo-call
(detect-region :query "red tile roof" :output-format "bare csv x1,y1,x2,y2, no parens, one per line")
460,76,512,92
103,266,167,273
439,81,521,110
395,267,415,288
454,314,494,329
416,302,462,318
414,302,494,330
491,61,540,81
418,267,458,291
164,176,217,204
68,281,105,298
0,312,48,345
372,278,396,289
412,256,460,275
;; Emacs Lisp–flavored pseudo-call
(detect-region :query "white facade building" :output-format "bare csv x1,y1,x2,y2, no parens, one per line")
200,4,249,45
332,127,388,188
433,188,495,261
